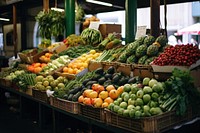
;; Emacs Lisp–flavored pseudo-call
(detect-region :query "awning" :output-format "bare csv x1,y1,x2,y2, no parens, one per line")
174,23,200,35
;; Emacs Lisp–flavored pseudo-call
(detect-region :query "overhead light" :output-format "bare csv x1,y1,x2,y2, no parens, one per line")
86,0,113,7
0,18,10,21
51,7,64,12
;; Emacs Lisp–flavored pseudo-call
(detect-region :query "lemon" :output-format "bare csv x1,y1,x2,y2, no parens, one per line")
89,49,96,54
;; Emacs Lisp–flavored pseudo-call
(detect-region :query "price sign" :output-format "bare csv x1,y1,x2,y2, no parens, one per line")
89,21,100,30
135,26,147,39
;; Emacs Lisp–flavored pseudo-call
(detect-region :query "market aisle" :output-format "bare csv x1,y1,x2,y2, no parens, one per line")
0,96,52,133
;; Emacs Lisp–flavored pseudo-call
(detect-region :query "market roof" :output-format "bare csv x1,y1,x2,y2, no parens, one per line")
0,0,200,20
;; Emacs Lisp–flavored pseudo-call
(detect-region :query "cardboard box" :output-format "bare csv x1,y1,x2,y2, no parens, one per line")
99,24,121,39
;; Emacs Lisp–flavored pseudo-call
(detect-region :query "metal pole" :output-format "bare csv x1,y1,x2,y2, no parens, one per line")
65,0,75,37
150,0,160,38
125,0,137,44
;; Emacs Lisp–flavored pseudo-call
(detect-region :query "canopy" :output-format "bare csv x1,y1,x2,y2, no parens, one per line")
175,23,200,35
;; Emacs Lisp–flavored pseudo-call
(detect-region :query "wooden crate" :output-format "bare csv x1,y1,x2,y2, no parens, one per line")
88,60,102,72
132,64,154,79
101,61,117,71
50,96,79,114
79,104,106,122
116,63,132,76
105,108,195,133
32,88,49,103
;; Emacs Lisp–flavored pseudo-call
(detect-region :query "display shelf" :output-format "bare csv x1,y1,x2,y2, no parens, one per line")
0,85,199,133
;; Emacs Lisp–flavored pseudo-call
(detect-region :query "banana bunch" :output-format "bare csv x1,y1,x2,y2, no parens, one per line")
63,34,84,47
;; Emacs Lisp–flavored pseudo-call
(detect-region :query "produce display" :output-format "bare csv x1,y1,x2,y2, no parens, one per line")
63,34,84,47
39,52,53,63
60,50,101,75
51,45,95,59
53,66,139,102
161,68,200,115
117,35,168,64
98,33,122,50
2,69,26,81
13,72,37,92
152,44,200,66
27,62,47,74
95,46,127,62
40,55,71,75
1,30,200,133
78,84,124,108
107,78,165,118
34,75,68,91
38,39,52,49
80,28,102,46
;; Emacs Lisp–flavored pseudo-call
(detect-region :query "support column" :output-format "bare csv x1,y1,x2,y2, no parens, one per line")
13,4,17,58
43,0,49,12
125,0,137,44
150,0,160,38
65,0,75,37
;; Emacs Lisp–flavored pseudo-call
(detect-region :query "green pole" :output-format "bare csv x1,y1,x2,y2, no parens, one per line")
65,0,75,37
125,0,137,44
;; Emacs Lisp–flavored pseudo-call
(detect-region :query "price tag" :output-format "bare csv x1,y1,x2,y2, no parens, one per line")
135,26,147,39
89,21,100,30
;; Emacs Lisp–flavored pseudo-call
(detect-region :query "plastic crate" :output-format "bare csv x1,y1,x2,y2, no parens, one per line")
32,88,49,103
50,96,79,114
79,103,106,122
105,109,194,133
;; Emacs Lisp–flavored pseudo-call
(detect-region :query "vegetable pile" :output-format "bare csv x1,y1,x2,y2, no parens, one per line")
152,44,200,66
160,68,200,116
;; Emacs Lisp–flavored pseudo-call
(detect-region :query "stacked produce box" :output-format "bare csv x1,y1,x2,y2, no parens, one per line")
0,27,200,133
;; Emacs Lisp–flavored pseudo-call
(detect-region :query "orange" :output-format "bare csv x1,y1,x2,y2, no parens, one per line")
109,90,119,100
34,67,42,73
63,67,69,73
104,97,114,105
106,85,116,92
67,68,74,74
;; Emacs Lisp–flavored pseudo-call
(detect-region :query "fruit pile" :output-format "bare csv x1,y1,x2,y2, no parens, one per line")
40,55,71,75
82,16,100,29
61,50,101,75
152,44,200,66
78,84,124,108
27,62,47,74
107,78,165,118
34,75,67,91
117,35,168,65
63,34,84,47
54,66,141,102
39,52,53,63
